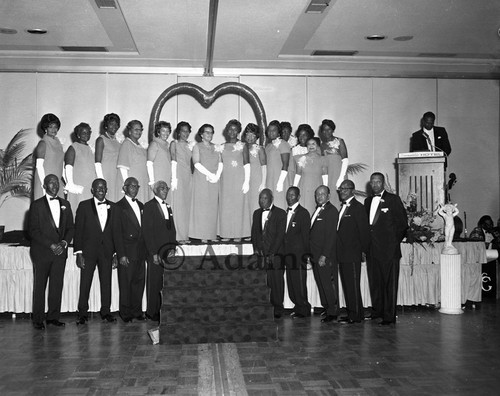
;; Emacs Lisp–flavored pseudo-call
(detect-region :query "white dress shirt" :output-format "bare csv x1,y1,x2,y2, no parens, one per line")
46,194,60,227
94,197,108,231
286,202,299,230
311,203,325,226
261,204,273,230
369,191,384,225
423,127,435,151
338,196,354,230
125,195,141,225
154,196,170,219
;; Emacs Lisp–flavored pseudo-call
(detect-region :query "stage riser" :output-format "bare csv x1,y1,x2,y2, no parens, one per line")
160,254,277,344
166,253,264,272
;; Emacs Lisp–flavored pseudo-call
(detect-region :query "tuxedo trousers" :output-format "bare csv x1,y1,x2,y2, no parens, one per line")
284,253,311,316
146,258,164,321
367,254,400,322
339,261,363,321
31,253,66,323
77,252,113,318
117,258,145,320
312,258,339,316
264,255,285,315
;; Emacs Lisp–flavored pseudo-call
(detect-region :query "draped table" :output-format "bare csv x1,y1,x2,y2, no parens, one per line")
0,242,485,313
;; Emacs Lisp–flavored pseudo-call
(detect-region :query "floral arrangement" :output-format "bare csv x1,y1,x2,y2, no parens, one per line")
249,144,259,158
232,141,244,152
272,137,282,149
327,138,340,150
404,193,444,244
214,144,224,153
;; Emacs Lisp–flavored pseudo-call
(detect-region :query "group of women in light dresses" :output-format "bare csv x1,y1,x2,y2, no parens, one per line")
33,113,348,243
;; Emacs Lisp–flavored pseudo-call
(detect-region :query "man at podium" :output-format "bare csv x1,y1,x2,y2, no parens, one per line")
410,111,452,156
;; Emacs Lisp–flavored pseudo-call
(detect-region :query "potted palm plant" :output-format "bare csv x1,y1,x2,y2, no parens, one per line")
0,129,34,241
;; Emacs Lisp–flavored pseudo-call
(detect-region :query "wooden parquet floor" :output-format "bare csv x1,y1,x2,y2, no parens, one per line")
1,301,499,395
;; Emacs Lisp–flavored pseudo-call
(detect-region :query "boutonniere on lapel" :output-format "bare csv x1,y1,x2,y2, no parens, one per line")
291,222,296,227
106,204,111,210
437,136,442,139
381,208,389,213
141,209,143,215
61,205,67,211
380,198,385,203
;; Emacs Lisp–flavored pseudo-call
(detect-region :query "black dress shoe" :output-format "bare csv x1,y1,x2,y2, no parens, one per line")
321,315,337,323
364,314,381,321
33,322,45,330
291,312,306,319
378,320,394,326
76,316,88,325
101,314,116,323
274,313,282,319
46,319,65,327
338,318,361,324
135,315,147,321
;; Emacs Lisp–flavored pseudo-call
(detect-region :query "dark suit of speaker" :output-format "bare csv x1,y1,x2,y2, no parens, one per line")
337,198,370,322
283,204,311,316
142,198,176,322
113,197,146,321
364,191,407,323
410,126,451,156
251,205,286,316
74,198,117,319
29,196,74,324
310,201,339,317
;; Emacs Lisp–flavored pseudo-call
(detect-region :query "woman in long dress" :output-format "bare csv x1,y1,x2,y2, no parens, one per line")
290,124,314,192
33,113,64,199
293,137,327,215
64,122,96,212
117,120,148,204
189,124,223,242
319,119,348,207
219,119,251,241
280,121,297,187
94,113,121,202
147,121,172,201
265,120,291,208
243,123,266,219
170,121,193,243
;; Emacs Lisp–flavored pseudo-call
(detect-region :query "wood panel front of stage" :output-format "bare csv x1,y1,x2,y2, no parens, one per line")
160,252,277,344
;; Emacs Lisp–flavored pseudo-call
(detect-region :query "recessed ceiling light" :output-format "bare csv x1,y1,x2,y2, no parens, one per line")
394,35,414,42
365,35,386,41
26,28,48,35
0,27,17,34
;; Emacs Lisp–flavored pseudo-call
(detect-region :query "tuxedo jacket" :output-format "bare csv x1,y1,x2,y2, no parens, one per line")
410,126,451,156
113,197,146,261
310,201,338,263
283,204,310,260
337,198,370,263
364,191,408,262
251,205,286,256
74,198,117,260
29,196,74,261
142,198,177,259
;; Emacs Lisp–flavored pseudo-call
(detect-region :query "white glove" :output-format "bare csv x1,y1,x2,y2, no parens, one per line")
259,165,267,192
36,158,46,187
213,162,223,183
64,165,84,194
146,160,155,186
276,170,287,192
119,167,129,183
322,174,328,186
171,161,178,191
336,158,349,188
242,163,250,194
95,162,104,179
293,174,301,187
194,162,216,182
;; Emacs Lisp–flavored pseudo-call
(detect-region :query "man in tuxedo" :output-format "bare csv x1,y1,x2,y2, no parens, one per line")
142,181,176,323
364,172,408,326
336,180,370,324
251,188,287,318
74,179,118,325
410,111,451,156
113,177,146,322
283,187,311,318
29,174,74,329
310,185,339,323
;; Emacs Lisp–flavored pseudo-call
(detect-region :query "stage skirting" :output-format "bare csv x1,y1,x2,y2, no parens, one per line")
0,242,485,313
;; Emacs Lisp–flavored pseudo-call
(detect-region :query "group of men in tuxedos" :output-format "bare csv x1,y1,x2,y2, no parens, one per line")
251,172,407,326
29,175,176,329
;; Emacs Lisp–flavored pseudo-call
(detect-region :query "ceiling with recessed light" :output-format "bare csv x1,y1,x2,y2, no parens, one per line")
0,0,499,78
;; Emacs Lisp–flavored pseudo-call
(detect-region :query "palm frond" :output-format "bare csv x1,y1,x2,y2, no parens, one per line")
347,162,368,176
384,173,396,194
0,129,32,170
353,189,368,198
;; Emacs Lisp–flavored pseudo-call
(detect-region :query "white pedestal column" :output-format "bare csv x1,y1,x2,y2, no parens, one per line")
439,253,463,315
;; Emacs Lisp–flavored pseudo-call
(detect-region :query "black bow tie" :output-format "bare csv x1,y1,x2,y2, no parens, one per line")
262,208,270,212
287,207,293,212
97,201,107,205
161,201,166,205
49,197,58,201
316,204,324,209
341,201,346,206
374,194,382,197
131,198,137,202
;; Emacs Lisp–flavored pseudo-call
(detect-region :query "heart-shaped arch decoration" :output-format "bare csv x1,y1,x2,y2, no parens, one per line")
149,82,267,144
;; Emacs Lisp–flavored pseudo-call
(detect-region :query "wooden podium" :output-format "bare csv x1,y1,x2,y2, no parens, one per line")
396,152,446,212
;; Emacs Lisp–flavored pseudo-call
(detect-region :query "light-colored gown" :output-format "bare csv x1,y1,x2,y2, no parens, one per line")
147,137,172,202
321,137,347,208
117,138,148,204
171,140,193,241
189,142,220,240
67,142,96,212
296,153,327,215
265,138,291,209
99,135,121,202
219,141,250,238
33,135,64,199
247,143,265,217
